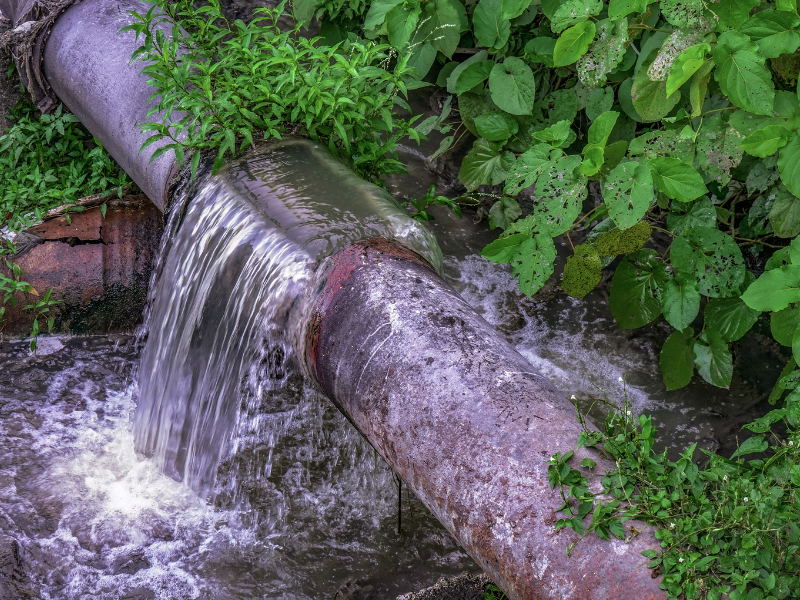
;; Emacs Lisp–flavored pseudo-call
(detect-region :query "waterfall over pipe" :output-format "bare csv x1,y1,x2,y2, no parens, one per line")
133,139,442,497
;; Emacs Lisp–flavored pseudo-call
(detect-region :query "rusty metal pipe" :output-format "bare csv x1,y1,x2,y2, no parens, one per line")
41,0,178,211
304,239,666,600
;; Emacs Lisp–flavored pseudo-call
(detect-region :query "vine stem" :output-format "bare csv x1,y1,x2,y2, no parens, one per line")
650,225,676,237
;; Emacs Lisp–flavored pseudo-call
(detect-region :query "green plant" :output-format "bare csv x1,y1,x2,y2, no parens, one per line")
328,0,800,394
483,582,507,599
549,386,800,600
408,183,465,220
122,0,426,181
0,96,128,347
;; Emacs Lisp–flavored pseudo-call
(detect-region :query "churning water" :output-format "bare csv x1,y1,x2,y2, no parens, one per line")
0,139,783,598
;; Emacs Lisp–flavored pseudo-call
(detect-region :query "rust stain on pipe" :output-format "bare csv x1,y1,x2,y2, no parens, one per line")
305,239,667,600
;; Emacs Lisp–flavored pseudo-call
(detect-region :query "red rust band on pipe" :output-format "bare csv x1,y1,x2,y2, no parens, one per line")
305,239,667,600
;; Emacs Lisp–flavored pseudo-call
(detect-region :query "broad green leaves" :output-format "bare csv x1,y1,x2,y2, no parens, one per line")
662,276,701,330
769,184,800,238
778,132,800,197
551,0,603,33
489,196,521,229
694,330,733,388
742,264,800,311
740,125,791,157
660,328,696,390
610,249,670,328
649,158,708,202
529,156,588,235
666,44,712,98
632,52,682,122
713,31,775,116
475,111,519,141
458,138,515,191
554,22,596,67
740,11,800,58
488,58,536,115
577,18,629,88
473,0,511,49
705,297,760,342
503,144,551,195
671,227,745,297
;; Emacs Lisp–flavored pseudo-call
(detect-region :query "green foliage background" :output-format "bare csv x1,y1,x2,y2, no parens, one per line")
286,0,800,396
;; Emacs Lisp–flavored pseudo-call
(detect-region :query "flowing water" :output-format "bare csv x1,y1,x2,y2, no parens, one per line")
0,139,785,599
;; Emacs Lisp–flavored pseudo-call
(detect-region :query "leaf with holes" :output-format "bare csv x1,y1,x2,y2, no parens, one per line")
551,0,603,33
604,161,654,230
667,198,717,235
530,155,587,236
666,44,712,98
709,0,761,29
671,227,745,298
510,234,558,295
503,144,552,195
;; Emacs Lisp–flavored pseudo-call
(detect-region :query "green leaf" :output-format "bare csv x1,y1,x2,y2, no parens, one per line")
771,306,800,346
660,328,696,390
489,196,522,229
671,227,745,298
408,41,438,78
525,37,557,67
740,10,800,58
488,58,535,116
475,111,519,141
709,0,761,30
604,161,654,230
454,59,495,94
511,234,558,295
695,112,745,187
585,87,615,122
713,31,775,116
690,60,715,117
481,232,530,262
530,155,587,235
551,0,603,33
503,144,552,195
768,183,800,238
531,120,573,147
742,265,800,311
731,435,768,458
662,276,701,330
667,44,712,98
587,111,620,147
778,132,800,198
694,330,733,388
705,297,760,342
740,124,791,157
500,0,530,20
608,0,649,19
648,157,708,202
458,139,515,192
581,145,605,176
667,198,717,235
553,21,596,67
447,51,489,94
473,0,511,49
562,244,602,298
610,249,669,328
420,0,462,57
363,0,404,30
386,4,421,47
632,51,682,122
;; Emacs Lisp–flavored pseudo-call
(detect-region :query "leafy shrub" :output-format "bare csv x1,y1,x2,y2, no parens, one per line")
305,0,800,394
0,96,129,345
550,385,800,600
122,0,424,180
